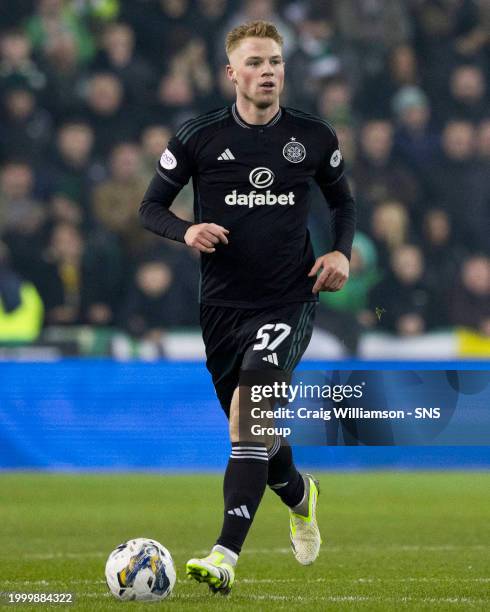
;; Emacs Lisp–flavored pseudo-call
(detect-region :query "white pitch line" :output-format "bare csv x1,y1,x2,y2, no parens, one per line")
227,594,489,604
2,580,106,586
3,577,489,587
237,577,490,584
11,544,489,560
17,552,106,560
77,593,490,604
242,545,490,553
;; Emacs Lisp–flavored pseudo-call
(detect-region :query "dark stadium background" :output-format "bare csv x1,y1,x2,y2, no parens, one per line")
0,1,489,468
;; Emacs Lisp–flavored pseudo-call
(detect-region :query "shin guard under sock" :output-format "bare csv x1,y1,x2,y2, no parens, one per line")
267,440,305,508
216,443,268,555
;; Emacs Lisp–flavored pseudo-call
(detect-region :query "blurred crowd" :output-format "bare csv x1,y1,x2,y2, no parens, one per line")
0,0,489,353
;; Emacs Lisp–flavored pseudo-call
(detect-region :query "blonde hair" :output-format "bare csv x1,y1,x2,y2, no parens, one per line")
225,20,283,57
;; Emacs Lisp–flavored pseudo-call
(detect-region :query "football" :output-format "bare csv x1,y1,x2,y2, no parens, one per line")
105,538,176,601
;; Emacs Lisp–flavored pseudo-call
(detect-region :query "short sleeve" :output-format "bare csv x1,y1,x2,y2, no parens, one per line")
157,135,193,188
314,128,345,187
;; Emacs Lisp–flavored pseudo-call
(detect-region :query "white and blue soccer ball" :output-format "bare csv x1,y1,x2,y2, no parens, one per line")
105,538,176,601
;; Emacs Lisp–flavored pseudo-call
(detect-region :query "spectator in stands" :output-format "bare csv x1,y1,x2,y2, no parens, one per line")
317,78,354,128
81,226,125,327
0,240,43,343
369,243,436,335
444,64,488,123
120,0,194,68
49,193,84,229
37,221,123,326
287,7,341,110
334,0,411,90
92,142,147,256
37,29,86,116
430,120,485,249
369,199,410,262
451,0,490,62
422,208,462,327
0,28,46,94
82,72,137,157
149,71,198,129
358,43,421,118
169,38,214,106
29,221,86,325
392,85,439,179
0,161,47,270
413,0,489,110
475,117,490,243
49,120,99,220
119,258,188,353
389,43,420,88
422,209,460,276
92,22,155,107
195,0,232,70
449,255,490,336
24,0,96,65
353,120,421,227
0,77,52,163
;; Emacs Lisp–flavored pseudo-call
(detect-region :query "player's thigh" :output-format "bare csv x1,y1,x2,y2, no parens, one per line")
231,302,317,442
241,301,317,373
200,304,243,416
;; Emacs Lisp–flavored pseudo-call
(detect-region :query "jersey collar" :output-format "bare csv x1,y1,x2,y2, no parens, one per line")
231,103,282,129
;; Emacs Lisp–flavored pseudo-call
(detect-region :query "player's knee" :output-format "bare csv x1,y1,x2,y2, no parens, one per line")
228,385,276,447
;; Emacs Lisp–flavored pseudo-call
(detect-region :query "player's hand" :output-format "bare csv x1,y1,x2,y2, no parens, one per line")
184,223,229,253
308,250,349,293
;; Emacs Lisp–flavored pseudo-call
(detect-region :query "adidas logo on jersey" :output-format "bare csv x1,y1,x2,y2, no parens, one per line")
225,190,295,208
262,353,279,365
218,148,235,160
227,505,250,519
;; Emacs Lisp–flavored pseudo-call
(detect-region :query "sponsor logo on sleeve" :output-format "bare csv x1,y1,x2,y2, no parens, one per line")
330,149,342,168
160,148,177,170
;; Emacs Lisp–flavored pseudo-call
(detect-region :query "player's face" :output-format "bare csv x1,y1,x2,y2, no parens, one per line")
227,37,284,109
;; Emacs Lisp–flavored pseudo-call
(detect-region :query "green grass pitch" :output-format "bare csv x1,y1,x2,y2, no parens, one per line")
1,472,489,611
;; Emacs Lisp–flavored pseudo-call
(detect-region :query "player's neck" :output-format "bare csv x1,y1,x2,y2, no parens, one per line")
235,98,280,126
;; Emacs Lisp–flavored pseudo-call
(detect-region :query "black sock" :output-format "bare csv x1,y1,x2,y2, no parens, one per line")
267,440,304,508
216,443,268,555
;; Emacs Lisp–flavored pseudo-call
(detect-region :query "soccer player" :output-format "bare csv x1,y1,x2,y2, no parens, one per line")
139,21,356,594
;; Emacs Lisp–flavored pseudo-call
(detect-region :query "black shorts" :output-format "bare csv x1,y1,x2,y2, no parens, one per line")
200,301,317,415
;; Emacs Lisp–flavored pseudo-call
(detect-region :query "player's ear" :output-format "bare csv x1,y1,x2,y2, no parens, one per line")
226,64,237,84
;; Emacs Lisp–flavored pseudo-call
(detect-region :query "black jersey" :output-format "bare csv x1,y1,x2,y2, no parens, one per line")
147,103,354,308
